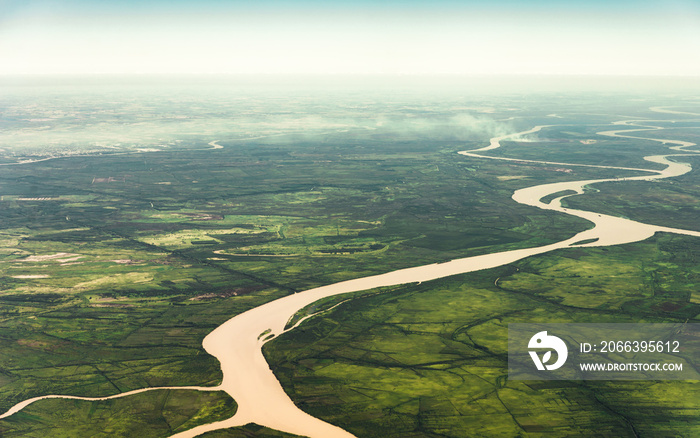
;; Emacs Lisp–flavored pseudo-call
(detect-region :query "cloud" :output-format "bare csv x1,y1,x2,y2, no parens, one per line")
371,113,512,142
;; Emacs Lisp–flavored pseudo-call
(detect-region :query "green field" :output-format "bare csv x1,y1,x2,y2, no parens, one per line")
265,234,700,437
1,86,698,436
1,389,236,437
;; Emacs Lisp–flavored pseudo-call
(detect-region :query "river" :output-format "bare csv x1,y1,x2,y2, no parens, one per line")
2,111,699,438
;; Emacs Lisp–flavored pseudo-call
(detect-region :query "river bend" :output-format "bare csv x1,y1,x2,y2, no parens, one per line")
3,112,699,438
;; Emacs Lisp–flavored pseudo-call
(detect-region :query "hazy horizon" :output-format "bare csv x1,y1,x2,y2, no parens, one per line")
3,73,700,96
1,0,699,76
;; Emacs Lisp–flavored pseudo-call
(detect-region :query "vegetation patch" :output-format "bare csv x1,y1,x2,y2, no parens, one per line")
0,389,236,438
265,234,700,437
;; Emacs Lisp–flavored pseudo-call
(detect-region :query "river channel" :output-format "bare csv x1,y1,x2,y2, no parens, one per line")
3,112,699,438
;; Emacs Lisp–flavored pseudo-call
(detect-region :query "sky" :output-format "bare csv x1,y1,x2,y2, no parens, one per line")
1,0,699,76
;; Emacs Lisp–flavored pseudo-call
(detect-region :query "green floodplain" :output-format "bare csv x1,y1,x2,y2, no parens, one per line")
0,82,699,437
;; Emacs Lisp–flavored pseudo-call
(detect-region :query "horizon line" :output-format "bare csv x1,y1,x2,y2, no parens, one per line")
3,73,700,78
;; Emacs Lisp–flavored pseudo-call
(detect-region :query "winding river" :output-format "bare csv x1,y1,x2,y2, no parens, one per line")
2,110,700,438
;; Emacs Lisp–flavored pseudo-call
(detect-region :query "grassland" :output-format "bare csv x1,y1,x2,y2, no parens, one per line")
0,89,698,436
565,153,700,232
264,234,700,437
0,121,604,434
0,389,236,437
